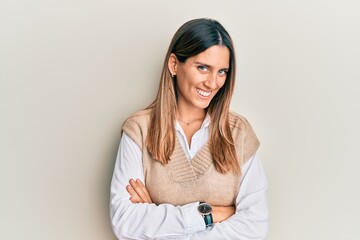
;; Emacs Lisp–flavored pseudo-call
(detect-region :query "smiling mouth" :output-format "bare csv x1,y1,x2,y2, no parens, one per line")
196,88,212,97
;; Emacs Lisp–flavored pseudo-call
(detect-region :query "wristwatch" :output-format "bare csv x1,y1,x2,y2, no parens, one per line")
198,202,213,228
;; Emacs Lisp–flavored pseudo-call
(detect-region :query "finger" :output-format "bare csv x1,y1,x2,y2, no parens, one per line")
126,185,138,203
129,179,151,203
136,179,153,203
126,184,142,203
128,179,146,202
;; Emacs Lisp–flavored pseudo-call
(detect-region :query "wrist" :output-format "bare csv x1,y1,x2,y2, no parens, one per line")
211,206,221,223
198,202,213,228
211,205,236,223
211,206,217,223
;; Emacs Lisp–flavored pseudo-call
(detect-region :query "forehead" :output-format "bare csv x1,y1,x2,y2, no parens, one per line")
189,45,230,68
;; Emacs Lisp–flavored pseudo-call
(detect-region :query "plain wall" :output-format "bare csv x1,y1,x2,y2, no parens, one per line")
1,0,359,239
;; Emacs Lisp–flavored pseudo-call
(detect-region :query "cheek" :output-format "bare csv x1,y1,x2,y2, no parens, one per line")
218,78,227,88
178,70,202,87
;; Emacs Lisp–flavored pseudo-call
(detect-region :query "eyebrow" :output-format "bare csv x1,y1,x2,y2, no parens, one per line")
193,61,229,70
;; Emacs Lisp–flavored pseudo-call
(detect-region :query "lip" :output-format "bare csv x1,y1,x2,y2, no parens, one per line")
196,88,212,98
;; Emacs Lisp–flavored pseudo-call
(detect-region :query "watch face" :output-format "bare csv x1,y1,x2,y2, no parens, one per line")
198,203,212,215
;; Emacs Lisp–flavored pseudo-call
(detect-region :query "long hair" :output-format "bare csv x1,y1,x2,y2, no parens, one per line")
146,18,239,174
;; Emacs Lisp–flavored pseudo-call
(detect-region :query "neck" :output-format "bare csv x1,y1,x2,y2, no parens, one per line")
176,106,206,124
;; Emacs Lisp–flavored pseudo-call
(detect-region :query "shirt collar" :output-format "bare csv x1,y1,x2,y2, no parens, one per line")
201,114,211,129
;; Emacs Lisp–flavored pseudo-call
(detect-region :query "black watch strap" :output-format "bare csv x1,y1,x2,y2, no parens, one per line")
198,202,213,228
203,213,213,228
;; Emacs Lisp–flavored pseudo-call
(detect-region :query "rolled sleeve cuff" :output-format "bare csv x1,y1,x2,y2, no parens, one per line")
181,202,205,234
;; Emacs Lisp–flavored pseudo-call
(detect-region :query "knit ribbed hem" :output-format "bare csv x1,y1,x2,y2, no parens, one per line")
169,137,213,182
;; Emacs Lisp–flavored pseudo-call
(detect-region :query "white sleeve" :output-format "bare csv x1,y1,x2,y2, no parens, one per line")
186,152,268,240
110,133,205,240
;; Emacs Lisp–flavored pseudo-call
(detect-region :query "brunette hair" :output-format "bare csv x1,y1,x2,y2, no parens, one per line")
146,18,239,174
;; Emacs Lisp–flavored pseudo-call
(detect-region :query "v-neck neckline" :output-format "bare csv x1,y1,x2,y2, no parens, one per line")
168,136,213,182
175,114,211,159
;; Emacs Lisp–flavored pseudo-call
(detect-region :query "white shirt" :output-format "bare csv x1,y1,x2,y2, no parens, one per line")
110,116,268,240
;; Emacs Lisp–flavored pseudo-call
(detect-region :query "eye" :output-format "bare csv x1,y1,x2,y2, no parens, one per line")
218,69,228,76
198,65,209,72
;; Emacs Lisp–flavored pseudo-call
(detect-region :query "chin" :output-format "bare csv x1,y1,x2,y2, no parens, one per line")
194,101,211,110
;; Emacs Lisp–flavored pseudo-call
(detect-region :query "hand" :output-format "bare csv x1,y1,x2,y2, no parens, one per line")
212,205,236,223
126,179,153,204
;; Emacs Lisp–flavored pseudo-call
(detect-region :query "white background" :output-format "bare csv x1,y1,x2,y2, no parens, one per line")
1,0,359,239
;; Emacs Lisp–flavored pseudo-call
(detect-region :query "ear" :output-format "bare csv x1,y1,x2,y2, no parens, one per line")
168,53,178,76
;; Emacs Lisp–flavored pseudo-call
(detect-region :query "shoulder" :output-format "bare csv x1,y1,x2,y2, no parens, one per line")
228,111,252,130
122,108,152,147
229,111,260,162
122,109,152,128
228,111,258,138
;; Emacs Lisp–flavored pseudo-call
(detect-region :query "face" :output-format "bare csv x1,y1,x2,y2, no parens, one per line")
169,45,230,112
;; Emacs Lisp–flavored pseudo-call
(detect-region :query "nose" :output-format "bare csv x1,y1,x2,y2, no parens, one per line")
204,73,218,90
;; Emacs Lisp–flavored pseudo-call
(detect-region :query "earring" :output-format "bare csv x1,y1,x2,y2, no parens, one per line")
171,73,175,78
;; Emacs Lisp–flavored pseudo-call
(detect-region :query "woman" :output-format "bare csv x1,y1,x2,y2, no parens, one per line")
110,18,268,239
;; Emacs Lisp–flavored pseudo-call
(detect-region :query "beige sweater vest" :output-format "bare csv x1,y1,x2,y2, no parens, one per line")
122,109,259,206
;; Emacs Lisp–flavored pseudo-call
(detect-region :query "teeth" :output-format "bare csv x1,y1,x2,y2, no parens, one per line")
197,89,211,97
